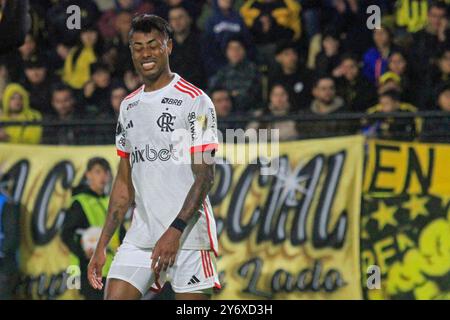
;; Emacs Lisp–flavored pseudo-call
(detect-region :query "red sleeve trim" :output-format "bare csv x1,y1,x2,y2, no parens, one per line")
117,149,130,158
190,143,219,154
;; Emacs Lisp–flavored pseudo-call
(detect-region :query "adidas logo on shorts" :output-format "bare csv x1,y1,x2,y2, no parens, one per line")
187,275,200,285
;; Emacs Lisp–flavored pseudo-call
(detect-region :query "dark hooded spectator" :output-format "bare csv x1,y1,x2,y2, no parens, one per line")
209,36,261,113
169,5,206,88
203,0,254,76
246,83,299,141
364,89,418,141
424,47,450,109
98,0,155,40
363,25,395,84
20,54,56,116
83,63,113,116
268,41,313,110
334,54,377,112
421,84,450,142
0,83,42,144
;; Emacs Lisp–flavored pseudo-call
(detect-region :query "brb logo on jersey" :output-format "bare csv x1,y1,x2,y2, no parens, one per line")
157,112,176,132
161,97,183,106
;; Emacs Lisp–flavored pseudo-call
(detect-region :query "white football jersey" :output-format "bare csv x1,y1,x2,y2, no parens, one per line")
115,73,219,255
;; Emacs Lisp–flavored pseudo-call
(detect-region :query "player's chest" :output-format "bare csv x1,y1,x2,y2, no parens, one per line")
125,100,185,144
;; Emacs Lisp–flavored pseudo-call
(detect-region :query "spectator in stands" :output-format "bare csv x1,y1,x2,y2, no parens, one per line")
315,31,342,76
363,25,395,84
46,0,100,47
0,0,30,56
169,5,206,87
43,84,87,145
155,0,204,25
0,178,20,300
425,48,450,108
0,83,42,144
209,36,261,113
203,0,254,76
0,59,10,103
364,89,418,141
412,1,449,76
47,40,71,79
299,76,354,138
240,0,301,64
103,11,134,79
83,63,113,115
247,83,299,141
98,0,155,40
386,50,419,105
269,41,313,110
308,76,346,115
334,54,377,112
123,69,141,92
377,71,403,95
395,0,430,33
96,83,128,144
62,25,102,90
210,87,241,134
421,84,450,142
21,54,54,116
4,33,37,81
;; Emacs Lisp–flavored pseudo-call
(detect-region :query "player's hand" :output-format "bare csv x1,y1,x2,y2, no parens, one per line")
87,247,106,290
151,228,181,274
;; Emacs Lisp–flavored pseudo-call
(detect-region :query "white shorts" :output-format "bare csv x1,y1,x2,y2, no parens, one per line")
107,241,221,295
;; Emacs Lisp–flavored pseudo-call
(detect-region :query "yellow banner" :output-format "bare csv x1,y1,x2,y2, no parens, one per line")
362,139,450,300
213,135,364,299
0,135,364,299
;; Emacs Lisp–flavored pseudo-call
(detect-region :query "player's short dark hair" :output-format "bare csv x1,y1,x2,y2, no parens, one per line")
87,157,111,173
128,14,172,43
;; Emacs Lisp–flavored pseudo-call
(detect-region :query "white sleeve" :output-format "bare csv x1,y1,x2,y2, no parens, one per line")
115,106,131,158
185,95,219,154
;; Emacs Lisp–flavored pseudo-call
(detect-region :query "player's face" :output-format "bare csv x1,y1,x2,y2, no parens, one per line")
130,30,172,81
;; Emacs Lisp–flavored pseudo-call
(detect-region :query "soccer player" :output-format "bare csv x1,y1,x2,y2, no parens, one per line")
87,14,220,300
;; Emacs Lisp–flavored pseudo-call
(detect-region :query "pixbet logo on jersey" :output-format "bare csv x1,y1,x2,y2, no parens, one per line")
131,144,178,166
161,97,183,106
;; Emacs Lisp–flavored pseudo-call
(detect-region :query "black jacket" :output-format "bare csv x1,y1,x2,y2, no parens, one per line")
0,194,20,274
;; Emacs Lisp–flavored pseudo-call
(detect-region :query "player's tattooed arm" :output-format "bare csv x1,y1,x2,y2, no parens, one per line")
177,151,215,224
151,151,215,273
88,157,134,290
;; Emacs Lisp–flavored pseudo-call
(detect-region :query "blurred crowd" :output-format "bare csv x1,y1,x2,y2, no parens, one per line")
0,0,449,145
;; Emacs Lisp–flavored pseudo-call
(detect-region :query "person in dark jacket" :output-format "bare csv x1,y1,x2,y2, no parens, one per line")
168,5,206,88
0,0,30,55
0,179,21,300
61,158,121,300
334,54,377,112
203,0,254,76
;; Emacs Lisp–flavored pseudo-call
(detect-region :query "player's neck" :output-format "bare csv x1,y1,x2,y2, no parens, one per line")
143,71,175,93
